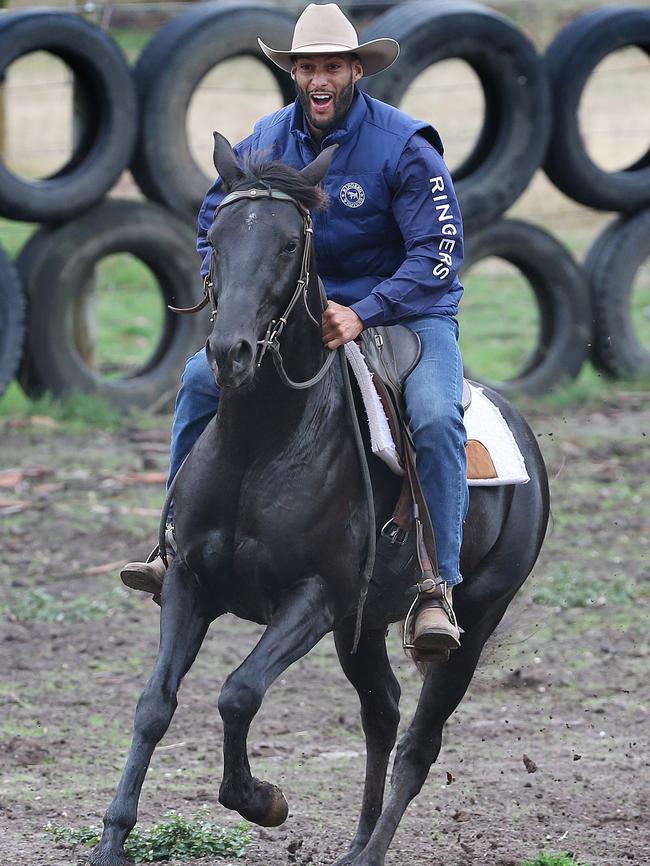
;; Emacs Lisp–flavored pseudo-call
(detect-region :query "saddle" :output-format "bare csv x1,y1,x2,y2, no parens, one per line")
357,325,440,588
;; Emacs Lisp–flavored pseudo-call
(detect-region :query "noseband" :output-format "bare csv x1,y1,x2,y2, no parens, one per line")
169,186,336,390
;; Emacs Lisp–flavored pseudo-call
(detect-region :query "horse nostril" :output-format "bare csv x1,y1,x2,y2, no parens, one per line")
205,338,218,366
229,339,253,371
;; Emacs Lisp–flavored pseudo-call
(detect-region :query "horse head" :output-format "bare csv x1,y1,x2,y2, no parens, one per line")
205,132,337,390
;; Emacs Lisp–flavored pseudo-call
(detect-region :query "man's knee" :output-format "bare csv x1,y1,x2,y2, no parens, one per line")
409,399,463,440
182,349,219,399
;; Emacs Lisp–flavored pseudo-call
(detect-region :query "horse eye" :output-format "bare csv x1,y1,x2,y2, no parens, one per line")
283,240,298,254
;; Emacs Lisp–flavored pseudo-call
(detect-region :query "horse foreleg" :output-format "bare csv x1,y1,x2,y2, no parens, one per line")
217,575,334,827
331,629,400,866
89,563,210,866
349,605,509,866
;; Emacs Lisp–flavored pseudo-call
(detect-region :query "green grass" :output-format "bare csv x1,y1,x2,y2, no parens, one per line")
0,587,133,624
0,218,33,257
531,563,640,609
44,809,252,862
0,383,132,430
521,854,591,866
91,253,166,377
110,28,152,64
459,263,541,384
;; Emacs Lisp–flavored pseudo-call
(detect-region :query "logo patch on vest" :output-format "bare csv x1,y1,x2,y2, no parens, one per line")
340,182,365,209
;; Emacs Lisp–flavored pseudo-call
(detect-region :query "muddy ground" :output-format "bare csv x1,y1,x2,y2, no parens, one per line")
0,393,648,866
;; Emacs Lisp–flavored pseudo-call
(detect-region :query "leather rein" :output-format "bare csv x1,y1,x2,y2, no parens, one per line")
169,186,336,390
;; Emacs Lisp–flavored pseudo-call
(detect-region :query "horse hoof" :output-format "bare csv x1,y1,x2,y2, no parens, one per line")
257,784,289,827
220,780,289,827
88,844,134,866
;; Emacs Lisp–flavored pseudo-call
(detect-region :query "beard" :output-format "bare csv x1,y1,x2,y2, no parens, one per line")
296,74,355,133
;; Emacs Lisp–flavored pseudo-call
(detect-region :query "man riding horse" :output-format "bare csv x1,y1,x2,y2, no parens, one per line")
121,2,468,657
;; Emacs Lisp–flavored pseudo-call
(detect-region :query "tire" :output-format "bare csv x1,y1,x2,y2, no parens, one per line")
585,209,650,378
22,200,208,409
14,225,58,395
131,2,296,220
462,220,593,396
544,6,650,212
0,244,26,397
0,11,137,222
359,0,551,232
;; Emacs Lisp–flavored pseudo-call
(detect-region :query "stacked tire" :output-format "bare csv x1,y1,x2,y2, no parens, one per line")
544,6,650,380
0,3,647,405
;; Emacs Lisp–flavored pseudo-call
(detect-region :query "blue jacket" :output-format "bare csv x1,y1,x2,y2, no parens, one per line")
197,90,464,325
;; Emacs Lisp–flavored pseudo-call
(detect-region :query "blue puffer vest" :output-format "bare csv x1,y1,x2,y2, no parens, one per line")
250,90,444,304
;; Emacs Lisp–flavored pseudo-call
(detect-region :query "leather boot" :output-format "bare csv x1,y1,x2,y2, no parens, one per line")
120,527,175,601
411,581,461,659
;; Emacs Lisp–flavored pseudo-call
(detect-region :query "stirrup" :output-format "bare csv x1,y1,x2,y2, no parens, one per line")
402,579,459,652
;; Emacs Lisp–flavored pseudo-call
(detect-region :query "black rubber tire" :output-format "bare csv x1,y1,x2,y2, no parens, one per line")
0,11,137,222
131,2,296,220
462,220,593,396
14,225,59,395
544,6,650,212
359,0,551,232
585,209,650,378
0,244,26,398
22,200,208,408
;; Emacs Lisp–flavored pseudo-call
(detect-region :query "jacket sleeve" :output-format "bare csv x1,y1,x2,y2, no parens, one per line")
349,134,464,327
196,134,254,278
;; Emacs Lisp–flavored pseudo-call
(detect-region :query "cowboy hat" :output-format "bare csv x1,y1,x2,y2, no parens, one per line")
258,3,399,77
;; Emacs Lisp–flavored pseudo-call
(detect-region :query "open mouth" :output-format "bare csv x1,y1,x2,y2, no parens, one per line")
310,92,334,113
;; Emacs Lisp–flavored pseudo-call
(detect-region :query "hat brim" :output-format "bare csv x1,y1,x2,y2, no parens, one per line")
257,37,399,77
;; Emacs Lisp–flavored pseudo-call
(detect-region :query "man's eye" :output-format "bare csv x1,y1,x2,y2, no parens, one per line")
284,240,298,254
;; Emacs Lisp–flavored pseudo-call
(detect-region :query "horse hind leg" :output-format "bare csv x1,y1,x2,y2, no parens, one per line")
217,575,334,828
89,562,211,866
345,601,510,866
331,628,401,866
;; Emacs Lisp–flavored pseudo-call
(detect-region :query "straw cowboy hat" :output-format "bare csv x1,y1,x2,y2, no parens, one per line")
258,3,400,77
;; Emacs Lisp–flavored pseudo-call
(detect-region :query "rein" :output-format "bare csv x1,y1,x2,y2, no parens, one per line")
168,184,375,651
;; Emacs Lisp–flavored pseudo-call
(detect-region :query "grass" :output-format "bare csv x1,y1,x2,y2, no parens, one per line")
0,587,133,624
0,218,33,257
531,563,639,609
521,854,591,866
0,383,130,431
90,253,166,377
459,263,541,383
44,809,252,862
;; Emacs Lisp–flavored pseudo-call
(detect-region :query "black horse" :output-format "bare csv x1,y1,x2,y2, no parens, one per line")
90,136,549,866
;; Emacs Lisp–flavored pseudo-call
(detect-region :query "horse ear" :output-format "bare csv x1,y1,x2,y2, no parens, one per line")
300,144,339,186
213,131,244,191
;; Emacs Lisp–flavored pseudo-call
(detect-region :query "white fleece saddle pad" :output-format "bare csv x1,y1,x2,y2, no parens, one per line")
345,341,529,486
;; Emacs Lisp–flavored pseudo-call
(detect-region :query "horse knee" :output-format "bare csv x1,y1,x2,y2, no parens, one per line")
218,674,263,724
134,684,177,744
392,728,443,793
361,691,400,746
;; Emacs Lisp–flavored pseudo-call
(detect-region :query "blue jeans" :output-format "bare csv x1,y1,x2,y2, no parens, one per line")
168,314,468,584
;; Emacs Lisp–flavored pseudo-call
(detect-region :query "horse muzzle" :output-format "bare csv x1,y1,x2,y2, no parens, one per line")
206,336,256,390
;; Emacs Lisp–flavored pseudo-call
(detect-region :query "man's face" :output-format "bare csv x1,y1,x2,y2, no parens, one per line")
292,54,363,137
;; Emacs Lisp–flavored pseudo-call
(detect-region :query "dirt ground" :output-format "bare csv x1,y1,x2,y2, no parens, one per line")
0,393,648,866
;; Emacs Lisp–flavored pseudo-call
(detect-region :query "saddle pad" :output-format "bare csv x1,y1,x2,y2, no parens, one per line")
344,342,529,486
463,385,529,486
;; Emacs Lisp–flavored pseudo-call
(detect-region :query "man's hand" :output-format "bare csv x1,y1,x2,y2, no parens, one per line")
322,301,364,350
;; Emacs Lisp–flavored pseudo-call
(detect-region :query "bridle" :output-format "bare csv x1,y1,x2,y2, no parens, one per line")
169,186,336,390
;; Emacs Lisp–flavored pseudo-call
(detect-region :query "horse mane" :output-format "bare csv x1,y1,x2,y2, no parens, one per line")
234,153,329,211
